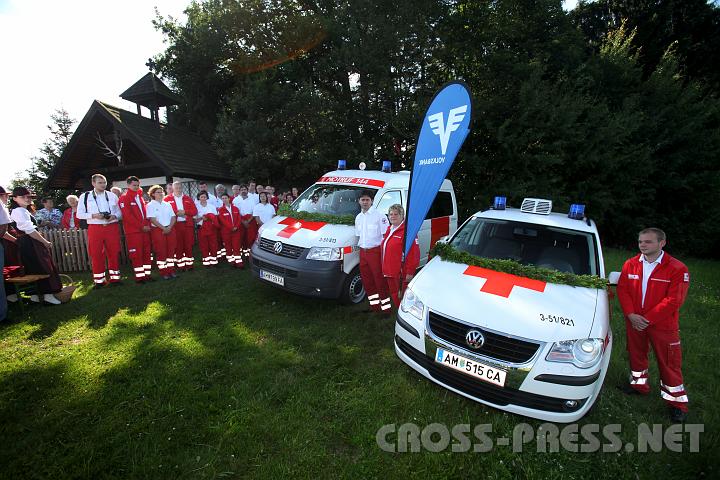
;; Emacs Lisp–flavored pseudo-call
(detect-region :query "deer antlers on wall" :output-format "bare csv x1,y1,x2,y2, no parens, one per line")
95,131,124,166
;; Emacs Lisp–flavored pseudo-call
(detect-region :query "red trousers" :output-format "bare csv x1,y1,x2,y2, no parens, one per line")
216,229,226,258
198,232,218,266
151,227,177,276
626,322,688,411
241,219,258,255
88,223,121,285
360,247,391,312
221,229,244,267
125,231,152,281
174,222,195,269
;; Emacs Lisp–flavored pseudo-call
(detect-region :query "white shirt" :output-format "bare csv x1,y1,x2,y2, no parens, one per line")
248,192,259,205
195,191,221,210
195,202,217,225
253,202,275,225
10,207,36,234
146,200,176,228
640,250,665,307
0,203,11,226
76,189,122,225
233,195,255,216
355,209,390,249
173,195,187,222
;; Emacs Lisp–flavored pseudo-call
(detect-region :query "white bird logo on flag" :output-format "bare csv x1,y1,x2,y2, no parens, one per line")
428,105,468,155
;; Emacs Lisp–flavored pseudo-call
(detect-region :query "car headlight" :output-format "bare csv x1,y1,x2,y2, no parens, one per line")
400,287,424,320
307,246,342,261
546,338,604,369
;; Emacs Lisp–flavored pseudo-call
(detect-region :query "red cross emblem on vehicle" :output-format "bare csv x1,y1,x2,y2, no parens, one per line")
463,266,547,298
277,217,326,238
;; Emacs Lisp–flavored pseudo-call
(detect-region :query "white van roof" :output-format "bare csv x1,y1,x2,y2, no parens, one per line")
318,169,453,191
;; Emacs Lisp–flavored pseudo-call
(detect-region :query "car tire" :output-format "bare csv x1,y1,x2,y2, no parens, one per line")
340,267,365,304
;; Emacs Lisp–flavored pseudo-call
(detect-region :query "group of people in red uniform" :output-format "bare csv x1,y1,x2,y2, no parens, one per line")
77,174,277,285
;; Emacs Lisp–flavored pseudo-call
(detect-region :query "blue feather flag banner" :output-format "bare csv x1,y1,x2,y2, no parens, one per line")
404,82,472,257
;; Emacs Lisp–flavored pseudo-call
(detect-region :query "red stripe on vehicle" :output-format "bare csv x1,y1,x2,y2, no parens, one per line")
317,176,385,188
277,217,326,238
430,216,450,249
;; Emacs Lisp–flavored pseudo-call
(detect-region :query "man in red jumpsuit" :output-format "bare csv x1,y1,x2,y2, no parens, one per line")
76,174,123,287
165,181,198,270
119,176,152,283
617,227,690,423
355,190,390,314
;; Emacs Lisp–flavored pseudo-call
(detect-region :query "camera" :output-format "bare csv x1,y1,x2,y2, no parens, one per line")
101,212,111,219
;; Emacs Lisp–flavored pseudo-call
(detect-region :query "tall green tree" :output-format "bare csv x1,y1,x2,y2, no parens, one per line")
13,108,75,208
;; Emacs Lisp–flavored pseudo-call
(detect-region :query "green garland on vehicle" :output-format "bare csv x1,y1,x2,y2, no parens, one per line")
430,242,608,290
277,203,355,226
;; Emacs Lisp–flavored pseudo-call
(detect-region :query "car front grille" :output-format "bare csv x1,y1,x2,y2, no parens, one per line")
258,237,305,259
428,311,540,364
395,336,585,413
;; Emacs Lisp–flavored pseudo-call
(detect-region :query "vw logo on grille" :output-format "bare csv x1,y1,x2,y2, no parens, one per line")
465,329,485,349
273,241,283,254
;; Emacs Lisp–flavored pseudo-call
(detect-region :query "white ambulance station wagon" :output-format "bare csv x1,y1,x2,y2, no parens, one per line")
395,198,612,422
251,166,458,303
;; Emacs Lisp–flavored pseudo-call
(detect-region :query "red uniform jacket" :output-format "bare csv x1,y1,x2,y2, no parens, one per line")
381,222,420,278
269,195,279,210
198,213,218,236
118,189,150,234
217,204,241,232
163,193,198,227
61,208,81,229
617,252,690,331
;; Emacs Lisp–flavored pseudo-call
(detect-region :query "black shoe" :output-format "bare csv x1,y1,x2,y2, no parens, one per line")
145,277,156,282
110,282,122,287
93,283,105,290
617,383,646,396
670,407,688,423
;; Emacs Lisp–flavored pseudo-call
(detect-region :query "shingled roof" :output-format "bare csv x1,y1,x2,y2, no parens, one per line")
120,72,182,108
47,101,233,189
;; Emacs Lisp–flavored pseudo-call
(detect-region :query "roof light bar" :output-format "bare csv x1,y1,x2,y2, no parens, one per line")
381,160,392,173
568,204,586,220
493,196,507,210
337,159,347,170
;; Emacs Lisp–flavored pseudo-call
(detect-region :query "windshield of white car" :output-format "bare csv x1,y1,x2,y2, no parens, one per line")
450,217,599,276
292,185,379,216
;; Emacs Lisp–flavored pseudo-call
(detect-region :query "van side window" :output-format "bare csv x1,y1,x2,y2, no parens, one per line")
374,190,402,216
425,191,453,219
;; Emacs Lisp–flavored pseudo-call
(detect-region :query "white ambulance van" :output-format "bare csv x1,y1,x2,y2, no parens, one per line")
395,197,612,422
251,166,458,303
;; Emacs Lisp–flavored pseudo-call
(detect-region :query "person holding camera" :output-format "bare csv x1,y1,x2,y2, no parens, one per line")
77,174,123,288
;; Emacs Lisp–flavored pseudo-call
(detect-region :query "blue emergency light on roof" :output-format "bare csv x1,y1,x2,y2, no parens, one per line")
337,159,347,170
382,160,392,173
493,196,507,210
568,203,586,220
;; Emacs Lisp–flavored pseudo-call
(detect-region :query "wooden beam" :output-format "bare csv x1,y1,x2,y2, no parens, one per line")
78,161,158,177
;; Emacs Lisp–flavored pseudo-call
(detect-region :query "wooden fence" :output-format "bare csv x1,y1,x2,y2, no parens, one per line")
39,228,129,273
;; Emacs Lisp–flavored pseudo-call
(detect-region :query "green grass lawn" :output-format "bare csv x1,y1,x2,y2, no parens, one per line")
1,248,718,479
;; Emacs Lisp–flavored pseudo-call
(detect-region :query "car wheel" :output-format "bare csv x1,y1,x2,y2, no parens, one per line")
341,267,365,304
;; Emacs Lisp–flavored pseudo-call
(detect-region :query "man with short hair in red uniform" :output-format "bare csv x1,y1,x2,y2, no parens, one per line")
77,174,123,288
355,190,390,314
232,185,257,259
617,227,691,423
165,181,198,270
218,192,244,268
119,176,152,283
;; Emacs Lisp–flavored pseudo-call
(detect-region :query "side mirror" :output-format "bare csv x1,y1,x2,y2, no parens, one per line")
607,271,621,286
436,235,449,245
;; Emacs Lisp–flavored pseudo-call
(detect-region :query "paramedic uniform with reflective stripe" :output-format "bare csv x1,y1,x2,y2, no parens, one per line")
355,209,390,312
76,190,123,285
147,200,178,277
217,204,244,268
165,193,198,270
119,189,152,282
195,203,219,266
381,221,420,308
233,195,257,257
617,251,690,411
